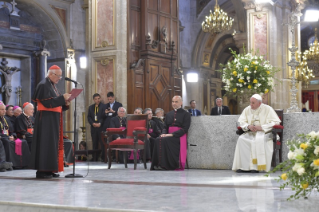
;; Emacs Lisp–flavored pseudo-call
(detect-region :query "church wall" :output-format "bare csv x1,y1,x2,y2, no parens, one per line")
84,0,127,149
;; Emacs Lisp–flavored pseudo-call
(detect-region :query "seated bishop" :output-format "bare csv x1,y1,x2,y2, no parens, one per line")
151,96,191,171
232,94,281,173
15,102,35,151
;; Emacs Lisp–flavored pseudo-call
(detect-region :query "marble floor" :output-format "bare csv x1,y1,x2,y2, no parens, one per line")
0,162,318,212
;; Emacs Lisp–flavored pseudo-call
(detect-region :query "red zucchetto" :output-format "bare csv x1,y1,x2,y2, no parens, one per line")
23,102,30,109
48,65,61,70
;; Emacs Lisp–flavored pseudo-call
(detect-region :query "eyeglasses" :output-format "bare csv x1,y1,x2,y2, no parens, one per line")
52,73,63,78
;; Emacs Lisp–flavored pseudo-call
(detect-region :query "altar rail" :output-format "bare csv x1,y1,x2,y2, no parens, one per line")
187,112,319,169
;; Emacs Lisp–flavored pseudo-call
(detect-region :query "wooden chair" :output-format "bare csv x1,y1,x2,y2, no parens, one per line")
103,114,148,170
271,109,284,167
101,132,119,163
235,109,284,168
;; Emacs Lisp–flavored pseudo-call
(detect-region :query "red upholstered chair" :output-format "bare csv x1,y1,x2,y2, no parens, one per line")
103,114,148,170
235,109,284,168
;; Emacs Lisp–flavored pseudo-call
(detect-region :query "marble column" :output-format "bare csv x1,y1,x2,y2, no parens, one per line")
35,50,51,81
0,44,2,50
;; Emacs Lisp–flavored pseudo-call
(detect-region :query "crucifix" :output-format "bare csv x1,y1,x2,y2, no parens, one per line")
0,58,20,104
10,0,17,12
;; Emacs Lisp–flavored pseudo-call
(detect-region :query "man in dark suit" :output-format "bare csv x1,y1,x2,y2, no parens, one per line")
103,92,123,131
87,93,106,161
210,98,231,115
188,100,202,116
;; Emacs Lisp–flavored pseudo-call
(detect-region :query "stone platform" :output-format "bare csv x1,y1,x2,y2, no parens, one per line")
187,112,319,169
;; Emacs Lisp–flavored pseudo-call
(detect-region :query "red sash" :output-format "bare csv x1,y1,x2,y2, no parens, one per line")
27,128,33,134
37,100,64,172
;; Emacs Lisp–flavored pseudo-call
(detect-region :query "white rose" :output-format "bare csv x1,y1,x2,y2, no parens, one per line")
288,151,295,160
294,148,305,157
314,146,319,156
297,167,305,176
293,163,302,171
308,131,317,139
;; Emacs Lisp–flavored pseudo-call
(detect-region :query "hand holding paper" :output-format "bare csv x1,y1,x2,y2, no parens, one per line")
67,89,83,101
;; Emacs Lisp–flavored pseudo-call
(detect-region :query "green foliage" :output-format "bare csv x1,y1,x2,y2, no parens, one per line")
217,48,280,96
267,131,319,200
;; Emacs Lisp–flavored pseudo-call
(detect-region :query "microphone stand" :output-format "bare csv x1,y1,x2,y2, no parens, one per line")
65,82,83,178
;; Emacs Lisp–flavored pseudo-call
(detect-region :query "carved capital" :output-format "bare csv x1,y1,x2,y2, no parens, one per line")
34,50,51,57
242,0,263,11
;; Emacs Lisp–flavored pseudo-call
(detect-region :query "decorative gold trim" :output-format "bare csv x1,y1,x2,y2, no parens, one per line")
92,0,116,51
257,164,267,171
101,41,108,47
252,159,257,164
100,58,110,66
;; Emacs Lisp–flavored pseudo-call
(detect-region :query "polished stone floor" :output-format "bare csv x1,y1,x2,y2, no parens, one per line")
0,162,318,212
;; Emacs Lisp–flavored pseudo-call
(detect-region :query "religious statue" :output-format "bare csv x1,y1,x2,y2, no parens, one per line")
0,58,20,104
161,26,168,44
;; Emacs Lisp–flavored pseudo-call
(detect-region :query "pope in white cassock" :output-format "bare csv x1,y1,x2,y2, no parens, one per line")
232,94,281,173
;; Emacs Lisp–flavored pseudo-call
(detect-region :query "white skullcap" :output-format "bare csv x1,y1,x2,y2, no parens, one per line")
251,94,262,101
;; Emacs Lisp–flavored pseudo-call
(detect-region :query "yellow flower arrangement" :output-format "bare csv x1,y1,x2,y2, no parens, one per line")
267,131,319,200
265,89,269,94
219,48,279,96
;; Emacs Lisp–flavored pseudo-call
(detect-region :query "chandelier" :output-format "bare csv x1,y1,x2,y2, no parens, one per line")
304,28,319,63
201,0,234,34
296,51,314,88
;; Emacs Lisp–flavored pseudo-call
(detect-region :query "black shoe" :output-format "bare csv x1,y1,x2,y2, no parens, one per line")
6,167,13,171
250,170,259,173
236,169,250,173
51,173,60,178
64,164,69,167
36,172,53,179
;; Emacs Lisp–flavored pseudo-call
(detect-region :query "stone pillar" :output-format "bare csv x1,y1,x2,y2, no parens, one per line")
233,32,247,54
35,50,50,81
0,44,2,50
242,0,297,110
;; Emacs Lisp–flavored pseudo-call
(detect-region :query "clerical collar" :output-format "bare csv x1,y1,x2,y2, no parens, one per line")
23,112,29,118
174,107,182,111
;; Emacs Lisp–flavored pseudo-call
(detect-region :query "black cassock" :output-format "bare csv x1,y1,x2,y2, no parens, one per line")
151,108,191,170
29,78,69,172
14,113,34,151
148,119,161,158
152,117,165,133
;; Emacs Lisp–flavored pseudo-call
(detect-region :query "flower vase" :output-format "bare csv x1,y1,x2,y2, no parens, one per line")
237,90,252,113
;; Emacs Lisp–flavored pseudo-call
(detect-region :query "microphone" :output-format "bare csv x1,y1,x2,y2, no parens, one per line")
65,77,81,85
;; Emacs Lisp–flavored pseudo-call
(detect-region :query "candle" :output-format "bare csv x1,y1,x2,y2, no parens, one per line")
82,112,86,127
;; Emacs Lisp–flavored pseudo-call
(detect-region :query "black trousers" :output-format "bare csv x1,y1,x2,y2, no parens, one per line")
0,140,6,163
1,136,11,162
91,127,103,161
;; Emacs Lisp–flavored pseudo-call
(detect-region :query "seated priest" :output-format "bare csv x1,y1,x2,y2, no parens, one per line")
15,102,35,151
232,94,281,173
152,108,165,133
144,108,161,159
134,107,143,115
5,105,16,138
0,103,15,163
109,107,127,163
151,96,191,171
13,106,22,121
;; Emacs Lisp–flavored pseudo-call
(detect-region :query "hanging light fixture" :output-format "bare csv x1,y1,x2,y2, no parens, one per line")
201,0,234,34
304,28,319,63
296,51,314,88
